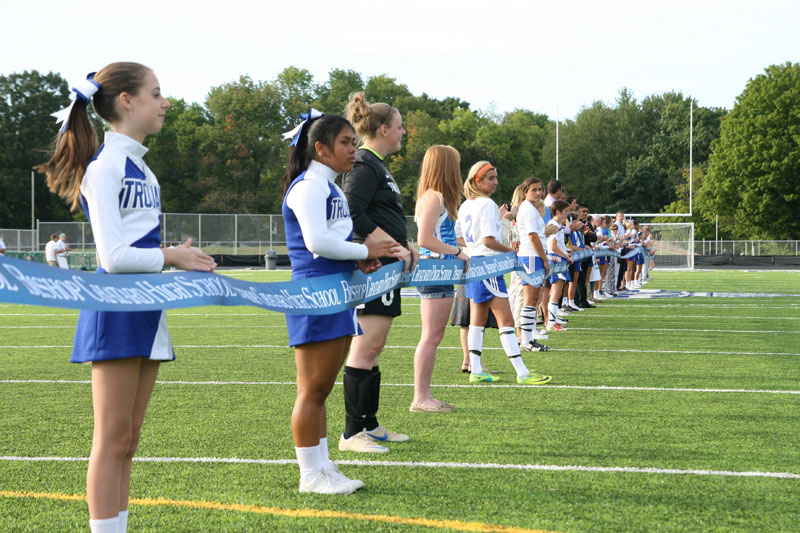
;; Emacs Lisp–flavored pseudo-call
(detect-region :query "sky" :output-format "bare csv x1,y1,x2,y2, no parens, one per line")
2,0,798,120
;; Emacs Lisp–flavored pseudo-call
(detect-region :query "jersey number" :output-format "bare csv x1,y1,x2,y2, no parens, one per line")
464,215,474,243
381,291,395,306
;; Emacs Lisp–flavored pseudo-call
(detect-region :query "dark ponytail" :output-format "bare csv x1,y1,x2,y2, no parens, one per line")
282,114,354,196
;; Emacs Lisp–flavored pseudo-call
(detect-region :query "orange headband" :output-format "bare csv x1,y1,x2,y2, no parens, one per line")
473,163,495,181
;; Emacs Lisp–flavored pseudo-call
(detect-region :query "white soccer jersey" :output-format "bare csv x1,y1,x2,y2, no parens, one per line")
517,200,546,256
546,220,569,258
457,196,502,257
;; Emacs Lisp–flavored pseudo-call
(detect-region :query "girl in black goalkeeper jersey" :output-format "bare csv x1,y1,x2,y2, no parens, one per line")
338,92,418,453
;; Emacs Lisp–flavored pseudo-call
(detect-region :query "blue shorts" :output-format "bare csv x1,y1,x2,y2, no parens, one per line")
573,256,582,272
636,253,645,265
466,276,508,304
547,257,571,284
72,266,175,363
597,255,607,265
418,284,456,299
519,256,545,287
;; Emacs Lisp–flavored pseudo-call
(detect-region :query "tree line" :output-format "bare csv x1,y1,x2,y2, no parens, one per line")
1,63,797,239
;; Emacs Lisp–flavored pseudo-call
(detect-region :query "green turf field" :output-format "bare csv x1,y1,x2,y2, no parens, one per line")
1,269,799,532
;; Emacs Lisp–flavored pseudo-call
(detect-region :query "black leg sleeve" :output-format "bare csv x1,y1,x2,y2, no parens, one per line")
343,366,374,439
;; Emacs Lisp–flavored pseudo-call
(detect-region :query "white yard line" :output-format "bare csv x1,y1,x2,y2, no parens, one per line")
3,379,798,395
0,455,797,480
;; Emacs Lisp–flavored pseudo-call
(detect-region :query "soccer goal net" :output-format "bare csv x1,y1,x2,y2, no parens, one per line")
646,222,694,269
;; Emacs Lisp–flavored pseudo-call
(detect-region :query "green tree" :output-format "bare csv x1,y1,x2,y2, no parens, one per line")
196,76,286,213
698,62,800,239
315,69,364,114
143,98,210,213
0,70,72,226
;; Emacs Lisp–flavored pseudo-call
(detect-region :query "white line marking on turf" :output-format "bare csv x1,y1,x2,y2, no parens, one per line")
3,379,798,395
566,327,799,334
3,345,799,356
569,314,800,320
0,455,797,479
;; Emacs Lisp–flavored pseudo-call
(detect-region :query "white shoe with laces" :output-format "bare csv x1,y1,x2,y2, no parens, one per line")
323,462,364,491
299,468,357,495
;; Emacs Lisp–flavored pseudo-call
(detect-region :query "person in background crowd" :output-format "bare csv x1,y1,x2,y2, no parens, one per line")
281,110,401,493
44,234,59,266
412,145,468,413
340,92,416,453
55,232,70,269
515,177,550,351
614,211,627,292
506,184,525,341
546,200,573,332
0,232,6,255
458,160,551,385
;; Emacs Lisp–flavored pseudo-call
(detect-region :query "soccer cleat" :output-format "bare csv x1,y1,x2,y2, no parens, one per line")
299,469,357,495
568,304,584,312
324,463,364,491
517,371,552,385
547,323,567,332
555,316,568,325
532,329,549,340
339,431,390,453
366,424,409,443
469,371,499,383
520,340,549,352
556,309,570,318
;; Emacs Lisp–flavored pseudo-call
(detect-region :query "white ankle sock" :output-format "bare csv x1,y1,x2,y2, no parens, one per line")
569,299,576,307
89,517,119,533
118,510,128,533
318,437,331,469
295,444,321,480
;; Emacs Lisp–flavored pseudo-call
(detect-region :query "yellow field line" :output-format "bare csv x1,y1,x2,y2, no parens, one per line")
0,490,556,532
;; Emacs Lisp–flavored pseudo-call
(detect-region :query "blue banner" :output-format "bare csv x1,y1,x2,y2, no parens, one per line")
0,247,645,314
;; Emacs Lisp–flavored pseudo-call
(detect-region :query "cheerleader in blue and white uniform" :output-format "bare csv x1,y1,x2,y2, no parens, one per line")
281,111,401,494
36,62,216,533
457,161,551,385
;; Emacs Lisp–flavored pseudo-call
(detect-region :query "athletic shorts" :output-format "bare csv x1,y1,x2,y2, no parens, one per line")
597,255,607,265
418,284,456,299
519,256,545,287
466,275,508,304
636,253,645,265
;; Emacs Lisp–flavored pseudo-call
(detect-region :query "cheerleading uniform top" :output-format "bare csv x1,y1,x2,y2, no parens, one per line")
282,160,367,346
72,131,172,363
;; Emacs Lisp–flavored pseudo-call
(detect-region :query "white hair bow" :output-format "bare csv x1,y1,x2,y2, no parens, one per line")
281,108,324,146
51,72,101,133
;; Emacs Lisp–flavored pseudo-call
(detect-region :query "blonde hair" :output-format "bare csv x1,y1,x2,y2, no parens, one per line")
35,62,152,210
532,199,545,217
344,91,397,141
511,184,525,208
415,145,462,220
464,160,494,200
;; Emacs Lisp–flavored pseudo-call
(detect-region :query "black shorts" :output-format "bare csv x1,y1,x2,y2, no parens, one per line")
358,256,402,318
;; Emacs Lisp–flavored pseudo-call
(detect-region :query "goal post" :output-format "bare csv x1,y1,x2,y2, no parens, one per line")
645,222,694,270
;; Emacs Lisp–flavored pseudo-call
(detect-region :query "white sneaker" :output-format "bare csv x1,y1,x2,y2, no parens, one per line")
568,304,584,312
533,329,549,340
586,299,596,305
593,292,604,301
556,309,570,318
299,469,356,495
365,424,409,442
339,431,389,453
555,316,568,325
324,462,364,491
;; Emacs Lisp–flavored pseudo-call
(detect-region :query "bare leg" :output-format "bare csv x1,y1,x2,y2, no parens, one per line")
413,297,453,407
